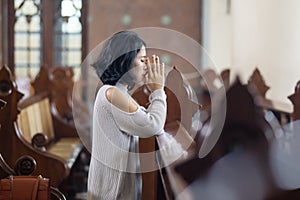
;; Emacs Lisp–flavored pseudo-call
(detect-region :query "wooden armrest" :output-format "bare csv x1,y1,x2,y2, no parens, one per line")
0,154,37,176
0,98,6,109
50,186,67,200
0,153,15,175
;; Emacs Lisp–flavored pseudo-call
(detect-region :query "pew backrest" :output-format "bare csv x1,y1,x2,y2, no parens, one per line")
18,94,55,144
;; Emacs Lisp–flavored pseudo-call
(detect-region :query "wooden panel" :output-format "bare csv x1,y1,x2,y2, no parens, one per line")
17,109,31,142
39,98,55,139
18,98,55,143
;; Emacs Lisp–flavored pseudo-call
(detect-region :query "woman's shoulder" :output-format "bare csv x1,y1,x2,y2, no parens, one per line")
97,84,115,95
106,86,139,113
95,84,138,113
95,84,115,103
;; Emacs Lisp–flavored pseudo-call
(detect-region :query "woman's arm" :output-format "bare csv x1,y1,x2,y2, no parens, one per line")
105,55,167,138
106,87,166,138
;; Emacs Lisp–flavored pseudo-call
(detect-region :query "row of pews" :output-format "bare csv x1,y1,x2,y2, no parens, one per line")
0,65,90,198
134,67,300,199
1,62,297,199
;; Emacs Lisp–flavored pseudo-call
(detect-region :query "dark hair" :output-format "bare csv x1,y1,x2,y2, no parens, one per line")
92,31,146,90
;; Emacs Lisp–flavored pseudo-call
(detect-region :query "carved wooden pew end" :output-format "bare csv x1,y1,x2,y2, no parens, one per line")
288,80,300,121
247,68,293,124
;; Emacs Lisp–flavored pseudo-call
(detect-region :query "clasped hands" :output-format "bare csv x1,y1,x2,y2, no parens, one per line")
145,55,165,92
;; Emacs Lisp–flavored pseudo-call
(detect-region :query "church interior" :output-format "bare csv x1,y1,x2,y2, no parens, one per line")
0,0,299,199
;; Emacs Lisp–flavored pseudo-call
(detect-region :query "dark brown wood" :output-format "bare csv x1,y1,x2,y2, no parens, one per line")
247,68,292,124
80,0,89,101
170,78,289,200
220,68,230,90
164,67,199,135
266,188,300,200
0,66,68,187
133,67,198,200
49,67,74,121
288,80,300,121
50,187,67,200
0,153,66,200
132,86,157,200
41,0,55,67
1,0,15,72
32,66,73,116
171,78,300,199
16,65,87,196
0,98,6,109
80,0,88,62
14,155,37,176
247,68,270,98
0,154,15,176
175,79,273,184
31,66,79,138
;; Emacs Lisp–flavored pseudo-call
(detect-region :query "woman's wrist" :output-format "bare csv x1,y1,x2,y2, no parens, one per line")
149,88,166,102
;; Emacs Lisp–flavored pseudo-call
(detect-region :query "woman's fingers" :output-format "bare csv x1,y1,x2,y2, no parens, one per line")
161,62,165,77
155,55,160,75
152,55,157,75
145,54,164,91
145,57,152,77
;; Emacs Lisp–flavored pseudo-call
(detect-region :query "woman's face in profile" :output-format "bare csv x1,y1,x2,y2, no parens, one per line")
132,45,147,84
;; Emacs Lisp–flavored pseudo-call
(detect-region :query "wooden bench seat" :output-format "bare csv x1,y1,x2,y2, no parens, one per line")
17,91,82,171
48,138,82,168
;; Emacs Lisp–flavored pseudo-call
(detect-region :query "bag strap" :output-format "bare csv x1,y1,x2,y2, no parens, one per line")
31,175,42,200
9,176,13,200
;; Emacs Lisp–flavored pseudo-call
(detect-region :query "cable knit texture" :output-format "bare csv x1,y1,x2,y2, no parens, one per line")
87,85,167,200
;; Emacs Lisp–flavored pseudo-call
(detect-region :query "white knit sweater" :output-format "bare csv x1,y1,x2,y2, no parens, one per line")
87,84,167,200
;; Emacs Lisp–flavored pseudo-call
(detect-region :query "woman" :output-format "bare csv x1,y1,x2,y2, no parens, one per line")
87,31,166,199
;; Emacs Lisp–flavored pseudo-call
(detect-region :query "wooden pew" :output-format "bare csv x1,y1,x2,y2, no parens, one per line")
31,66,79,138
133,66,298,199
247,68,293,124
17,66,89,197
175,79,272,183
172,78,300,199
17,92,82,169
0,66,68,187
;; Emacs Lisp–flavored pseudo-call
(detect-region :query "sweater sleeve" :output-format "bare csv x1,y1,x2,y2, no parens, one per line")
110,89,167,138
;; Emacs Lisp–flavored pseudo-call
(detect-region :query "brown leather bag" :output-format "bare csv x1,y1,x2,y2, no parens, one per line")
0,175,50,200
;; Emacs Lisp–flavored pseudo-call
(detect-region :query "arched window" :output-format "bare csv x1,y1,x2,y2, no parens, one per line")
3,0,88,79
